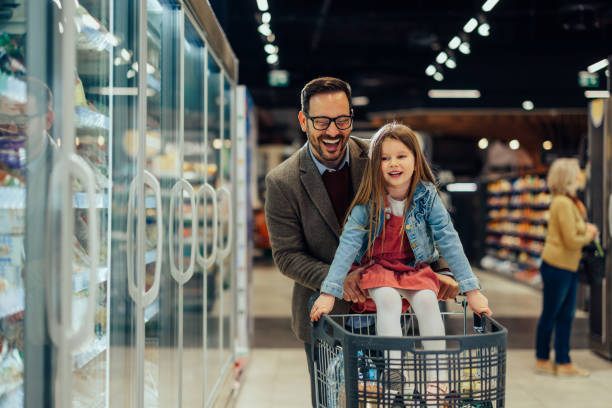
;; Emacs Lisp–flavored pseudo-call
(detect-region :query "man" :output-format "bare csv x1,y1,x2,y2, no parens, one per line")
264,77,459,406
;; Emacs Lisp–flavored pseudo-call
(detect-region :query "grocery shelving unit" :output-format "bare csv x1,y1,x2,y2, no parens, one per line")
481,173,551,289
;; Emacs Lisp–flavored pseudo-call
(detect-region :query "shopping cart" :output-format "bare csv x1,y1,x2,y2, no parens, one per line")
311,296,507,408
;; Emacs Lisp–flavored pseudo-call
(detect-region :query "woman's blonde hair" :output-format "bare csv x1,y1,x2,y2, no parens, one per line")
547,158,581,196
345,122,437,253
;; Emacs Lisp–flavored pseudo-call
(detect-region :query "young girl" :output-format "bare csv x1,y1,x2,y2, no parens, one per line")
310,122,491,401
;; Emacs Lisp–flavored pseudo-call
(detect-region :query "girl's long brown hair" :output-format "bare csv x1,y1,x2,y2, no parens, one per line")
345,122,437,254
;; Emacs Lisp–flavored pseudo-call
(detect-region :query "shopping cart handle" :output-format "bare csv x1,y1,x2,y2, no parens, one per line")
473,312,487,333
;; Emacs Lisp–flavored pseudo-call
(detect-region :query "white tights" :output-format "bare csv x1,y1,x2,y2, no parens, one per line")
369,287,447,380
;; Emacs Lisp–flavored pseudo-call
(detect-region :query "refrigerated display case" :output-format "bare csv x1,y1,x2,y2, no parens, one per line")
586,61,612,359
0,0,243,407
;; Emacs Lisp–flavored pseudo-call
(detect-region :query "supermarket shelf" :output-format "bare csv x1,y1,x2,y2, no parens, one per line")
72,266,108,293
145,299,159,322
0,188,156,210
72,299,159,370
0,287,23,320
486,252,541,270
487,217,547,225
75,106,110,131
74,335,107,369
485,241,541,257
486,188,548,196
485,230,546,241
482,265,542,290
487,203,550,210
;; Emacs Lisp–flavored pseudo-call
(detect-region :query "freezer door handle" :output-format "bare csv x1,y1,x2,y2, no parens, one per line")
46,153,99,350
196,183,218,268
169,179,197,284
608,194,612,239
127,171,163,307
217,185,233,259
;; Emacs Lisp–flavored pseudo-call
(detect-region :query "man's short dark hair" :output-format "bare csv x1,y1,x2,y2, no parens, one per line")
300,77,352,114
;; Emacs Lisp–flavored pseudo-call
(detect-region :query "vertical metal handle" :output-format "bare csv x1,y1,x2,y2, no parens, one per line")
217,185,232,259
169,178,197,284
196,183,218,268
142,170,163,306
45,154,99,349
608,194,612,239
127,170,163,307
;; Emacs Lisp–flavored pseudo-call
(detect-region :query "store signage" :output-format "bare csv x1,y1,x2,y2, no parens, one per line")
268,69,289,87
578,70,599,87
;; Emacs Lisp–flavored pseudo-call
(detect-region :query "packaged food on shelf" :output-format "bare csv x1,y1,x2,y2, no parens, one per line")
0,346,23,398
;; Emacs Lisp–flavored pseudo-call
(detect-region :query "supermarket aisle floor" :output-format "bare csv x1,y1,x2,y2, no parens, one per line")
236,261,612,408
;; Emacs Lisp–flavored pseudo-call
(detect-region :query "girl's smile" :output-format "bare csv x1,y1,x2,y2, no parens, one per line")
381,138,415,199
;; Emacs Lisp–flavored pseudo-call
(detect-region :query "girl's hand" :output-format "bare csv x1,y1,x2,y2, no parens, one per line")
310,293,336,322
466,290,492,317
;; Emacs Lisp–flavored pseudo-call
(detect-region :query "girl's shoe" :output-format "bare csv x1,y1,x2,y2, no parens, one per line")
555,363,590,377
534,359,556,375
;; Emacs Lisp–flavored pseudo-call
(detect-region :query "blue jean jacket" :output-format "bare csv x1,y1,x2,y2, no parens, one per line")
321,181,480,298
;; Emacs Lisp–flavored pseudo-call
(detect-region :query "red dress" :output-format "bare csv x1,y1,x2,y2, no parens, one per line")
350,213,440,313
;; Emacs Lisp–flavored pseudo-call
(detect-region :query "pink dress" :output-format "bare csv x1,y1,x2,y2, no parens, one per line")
350,213,440,313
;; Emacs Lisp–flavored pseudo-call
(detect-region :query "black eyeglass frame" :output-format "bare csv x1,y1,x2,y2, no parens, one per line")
303,112,353,131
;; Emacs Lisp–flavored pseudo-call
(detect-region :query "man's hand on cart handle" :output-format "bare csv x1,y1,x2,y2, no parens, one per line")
437,275,459,300
342,260,373,303
310,293,336,322
466,290,493,317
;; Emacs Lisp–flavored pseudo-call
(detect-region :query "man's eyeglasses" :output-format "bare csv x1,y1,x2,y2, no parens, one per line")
304,113,353,131
0,113,45,128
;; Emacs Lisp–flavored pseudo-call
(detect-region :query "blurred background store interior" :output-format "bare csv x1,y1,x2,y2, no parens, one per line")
0,0,611,407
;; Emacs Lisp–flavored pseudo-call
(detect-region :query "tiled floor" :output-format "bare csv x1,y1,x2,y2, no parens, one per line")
236,261,612,407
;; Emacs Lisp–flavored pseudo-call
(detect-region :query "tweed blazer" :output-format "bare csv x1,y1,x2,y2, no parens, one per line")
264,137,370,342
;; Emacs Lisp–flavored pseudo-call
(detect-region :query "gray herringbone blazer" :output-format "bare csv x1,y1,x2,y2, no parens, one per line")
264,137,370,343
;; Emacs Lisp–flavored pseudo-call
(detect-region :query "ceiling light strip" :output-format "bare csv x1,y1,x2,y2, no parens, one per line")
428,89,481,99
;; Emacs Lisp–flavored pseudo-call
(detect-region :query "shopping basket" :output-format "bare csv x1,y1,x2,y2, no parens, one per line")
311,296,507,407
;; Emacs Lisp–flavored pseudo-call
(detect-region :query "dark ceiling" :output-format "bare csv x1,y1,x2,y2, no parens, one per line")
213,0,611,118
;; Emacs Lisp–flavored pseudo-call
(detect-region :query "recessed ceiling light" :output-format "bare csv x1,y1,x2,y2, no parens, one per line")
542,140,553,150
522,100,534,111
478,138,489,149
509,139,520,150
463,18,478,33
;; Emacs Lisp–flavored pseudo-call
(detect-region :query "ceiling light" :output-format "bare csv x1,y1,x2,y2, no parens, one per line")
458,42,471,55
436,51,448,64
266,54,279,64
267,34,275,42
463,18,478,33
542,140,553,150
352,96,370,106
584,90,610,98
257,23,272,36
587,59,609,73
445,59,456,69
256,0,269,12
522,100,534,110
481,0,500,12
448,36,461,49
509,139,520,150
262,12,271,24
477,22,490,36
428,89,480,98
478,138,489,149
264,44,278,54
425,65,436,76
433,72,444,82
447,183,478,192
114,57,122,66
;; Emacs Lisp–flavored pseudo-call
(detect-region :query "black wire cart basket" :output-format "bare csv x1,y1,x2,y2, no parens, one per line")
311,297,507,408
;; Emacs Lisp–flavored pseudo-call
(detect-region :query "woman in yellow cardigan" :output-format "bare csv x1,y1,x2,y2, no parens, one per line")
535,158,598,376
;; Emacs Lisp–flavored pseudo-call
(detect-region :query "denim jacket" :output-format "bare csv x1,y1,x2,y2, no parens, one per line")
320,181,480,298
